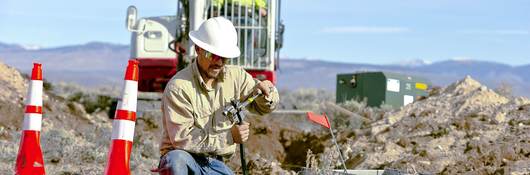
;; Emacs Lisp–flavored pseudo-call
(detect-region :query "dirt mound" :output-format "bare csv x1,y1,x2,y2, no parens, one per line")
0,62,26,102
326,76,530,174
0,62,27,130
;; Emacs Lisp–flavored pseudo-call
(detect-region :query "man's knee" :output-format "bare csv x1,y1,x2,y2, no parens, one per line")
167,150,194,163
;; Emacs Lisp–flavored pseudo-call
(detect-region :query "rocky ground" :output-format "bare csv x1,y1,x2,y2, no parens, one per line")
1,61,529,174
310,77,530,174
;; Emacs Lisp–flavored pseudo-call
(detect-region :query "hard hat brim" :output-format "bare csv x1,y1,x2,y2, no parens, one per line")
189,31,241,59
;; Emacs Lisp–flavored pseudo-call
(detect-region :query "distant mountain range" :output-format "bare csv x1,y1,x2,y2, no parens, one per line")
0,41,129,86
1,41,528,97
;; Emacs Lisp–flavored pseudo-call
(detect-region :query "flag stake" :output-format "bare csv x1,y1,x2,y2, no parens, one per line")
327,118,348,174
307,112,348,174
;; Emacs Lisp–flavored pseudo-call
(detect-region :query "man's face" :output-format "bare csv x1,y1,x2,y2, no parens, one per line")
196,47,229,79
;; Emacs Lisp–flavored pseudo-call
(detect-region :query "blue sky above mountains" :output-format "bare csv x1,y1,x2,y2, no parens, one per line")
1,0,529,65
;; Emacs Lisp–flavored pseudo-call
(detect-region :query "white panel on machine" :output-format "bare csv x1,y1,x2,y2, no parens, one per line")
404,95,414,106
387,78,400,92
144,30,166,52
134,17,176,58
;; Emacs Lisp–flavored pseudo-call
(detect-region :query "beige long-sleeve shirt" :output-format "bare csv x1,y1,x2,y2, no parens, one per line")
159,60,279,157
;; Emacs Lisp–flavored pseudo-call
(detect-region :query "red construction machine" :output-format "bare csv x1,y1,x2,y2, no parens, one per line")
108,0,284,118
125,0,284,92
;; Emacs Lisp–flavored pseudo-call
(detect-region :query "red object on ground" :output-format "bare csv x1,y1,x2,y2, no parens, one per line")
16,63,46,175
306,112,331,129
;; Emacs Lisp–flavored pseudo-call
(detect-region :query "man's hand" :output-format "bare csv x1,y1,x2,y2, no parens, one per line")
254,80,274,97
231,121,250,144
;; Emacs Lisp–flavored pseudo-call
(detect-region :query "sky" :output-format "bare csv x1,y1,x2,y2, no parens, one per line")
1,0,529,66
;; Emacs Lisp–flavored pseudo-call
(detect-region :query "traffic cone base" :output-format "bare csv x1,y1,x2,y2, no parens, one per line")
105,139,133,175
16,131,45,175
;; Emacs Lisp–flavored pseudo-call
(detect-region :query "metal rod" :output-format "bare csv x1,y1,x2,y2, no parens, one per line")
230,1,234,22
230,1,235,65
237,112,248,175
257,3,262,68
217,0,220,17
243,4,249,66
209,0,213,18
275,0,281,68
223,0,227,17
329,123,348,174
223,92,260,116
250,0,255,67
238,3,242,66
268,0,275,71
238,92,260,109
225,93,262,175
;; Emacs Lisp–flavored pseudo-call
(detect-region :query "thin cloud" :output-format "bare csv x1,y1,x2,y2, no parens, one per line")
462,29,529,35
322,26,410,34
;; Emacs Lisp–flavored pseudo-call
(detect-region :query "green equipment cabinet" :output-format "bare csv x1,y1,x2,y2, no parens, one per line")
336,72,431,108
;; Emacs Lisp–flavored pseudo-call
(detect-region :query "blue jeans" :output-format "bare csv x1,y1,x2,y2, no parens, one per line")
158,150,234,175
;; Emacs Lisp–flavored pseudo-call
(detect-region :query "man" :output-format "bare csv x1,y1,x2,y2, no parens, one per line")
158,17,279,174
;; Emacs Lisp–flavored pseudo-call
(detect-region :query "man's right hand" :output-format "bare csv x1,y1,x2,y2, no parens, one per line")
253,80,274,98
231,121,250,144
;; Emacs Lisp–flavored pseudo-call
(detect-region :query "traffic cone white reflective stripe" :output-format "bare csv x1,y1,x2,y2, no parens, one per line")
116,80,138,112
23,112,43,131
105,60,139,175
16,63,45,175
111,110,136,141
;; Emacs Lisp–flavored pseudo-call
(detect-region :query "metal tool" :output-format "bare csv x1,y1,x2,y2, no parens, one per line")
222,91,262,175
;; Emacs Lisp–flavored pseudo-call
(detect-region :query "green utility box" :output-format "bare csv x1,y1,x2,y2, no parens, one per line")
336,72,431,108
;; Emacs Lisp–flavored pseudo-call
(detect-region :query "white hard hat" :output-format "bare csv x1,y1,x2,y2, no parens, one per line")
189,17,241,58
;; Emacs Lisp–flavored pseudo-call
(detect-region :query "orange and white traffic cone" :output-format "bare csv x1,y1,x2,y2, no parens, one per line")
104,60,139,175
15,63,46,175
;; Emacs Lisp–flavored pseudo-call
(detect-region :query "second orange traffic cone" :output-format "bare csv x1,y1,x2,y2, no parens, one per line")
104,60,139,175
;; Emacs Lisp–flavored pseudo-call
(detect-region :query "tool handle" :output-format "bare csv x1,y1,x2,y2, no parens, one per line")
236,112,248,175
240,144,247,175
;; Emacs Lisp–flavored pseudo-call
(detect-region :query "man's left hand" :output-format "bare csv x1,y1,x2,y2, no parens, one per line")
231,121,250,144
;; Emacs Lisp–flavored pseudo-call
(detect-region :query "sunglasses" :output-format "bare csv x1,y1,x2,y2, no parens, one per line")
204,51,229,64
